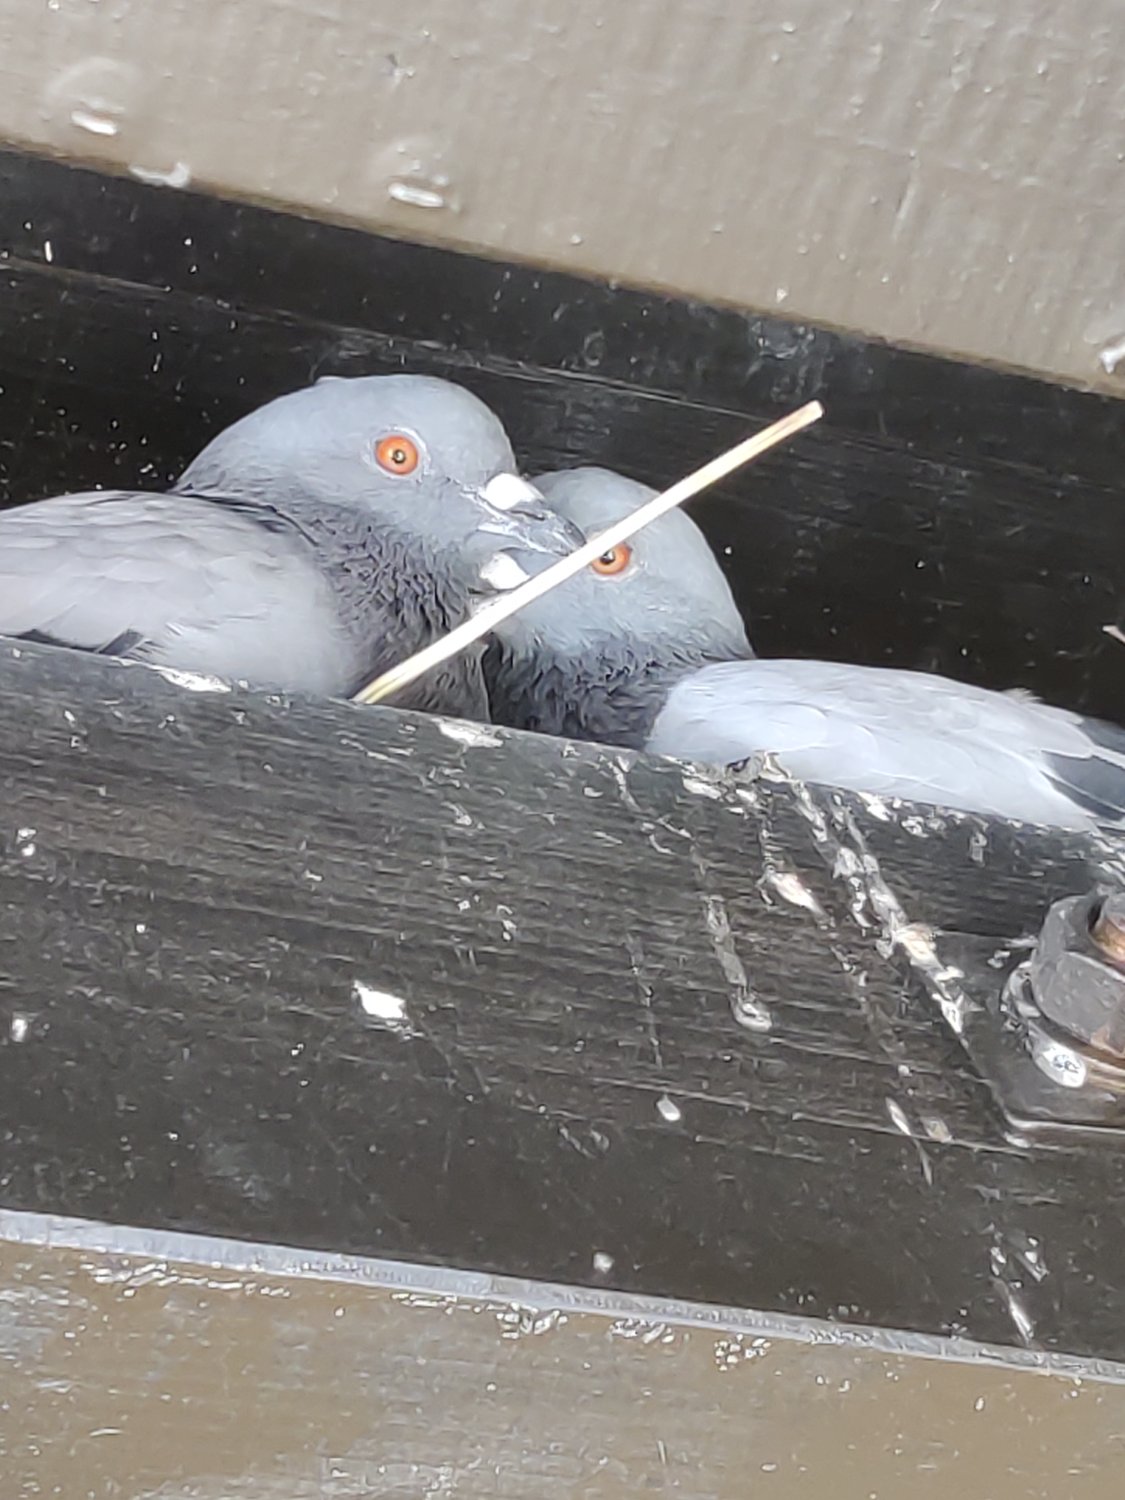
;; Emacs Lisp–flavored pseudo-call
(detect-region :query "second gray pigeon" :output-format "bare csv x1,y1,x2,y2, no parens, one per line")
0,374,583,718
485,466,1125,831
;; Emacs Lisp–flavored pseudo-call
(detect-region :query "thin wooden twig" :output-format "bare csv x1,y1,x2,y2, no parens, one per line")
353,400,824,706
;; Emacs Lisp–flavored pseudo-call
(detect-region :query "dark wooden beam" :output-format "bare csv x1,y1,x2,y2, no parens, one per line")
2,638,1124,1361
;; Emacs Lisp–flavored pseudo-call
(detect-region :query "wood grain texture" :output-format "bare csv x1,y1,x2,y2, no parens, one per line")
1,638,1124,1361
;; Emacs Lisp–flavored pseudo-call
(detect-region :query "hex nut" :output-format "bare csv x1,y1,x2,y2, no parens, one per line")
1029,892,1125,1059
1093,890,1125,965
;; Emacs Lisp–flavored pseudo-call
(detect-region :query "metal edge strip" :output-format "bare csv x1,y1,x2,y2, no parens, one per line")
2,1206,1122,1384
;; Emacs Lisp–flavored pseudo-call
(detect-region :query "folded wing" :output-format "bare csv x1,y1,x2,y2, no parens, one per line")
648,659,1125,830
0,491,352,693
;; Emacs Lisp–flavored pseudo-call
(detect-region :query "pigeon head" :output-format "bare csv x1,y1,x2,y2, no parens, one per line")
175,374,583,589
485,466,753,746
496,466,752,658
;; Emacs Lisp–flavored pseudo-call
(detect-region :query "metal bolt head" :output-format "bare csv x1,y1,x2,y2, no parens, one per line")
1029,891,1125,1060
1093,892,1125,966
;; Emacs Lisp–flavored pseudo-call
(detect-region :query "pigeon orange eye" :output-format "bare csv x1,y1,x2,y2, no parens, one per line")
375,434,420,475
591,543,632,576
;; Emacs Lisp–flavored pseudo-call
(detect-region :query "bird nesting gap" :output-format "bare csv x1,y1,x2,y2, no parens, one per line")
353,401,825,706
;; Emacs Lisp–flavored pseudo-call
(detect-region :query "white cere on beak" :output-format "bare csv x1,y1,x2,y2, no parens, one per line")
479,553,532,591
479,473,544,511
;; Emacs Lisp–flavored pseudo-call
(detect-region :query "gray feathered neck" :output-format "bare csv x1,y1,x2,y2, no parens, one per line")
176,472,481,711
485,630,753,749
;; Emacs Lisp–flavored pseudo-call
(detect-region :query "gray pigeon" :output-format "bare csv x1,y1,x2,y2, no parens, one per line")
0,374,583,718
486,466,1125,831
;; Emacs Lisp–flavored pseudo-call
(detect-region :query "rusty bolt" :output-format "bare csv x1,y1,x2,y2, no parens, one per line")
1092,892,1125,966
1028,891,1125,1061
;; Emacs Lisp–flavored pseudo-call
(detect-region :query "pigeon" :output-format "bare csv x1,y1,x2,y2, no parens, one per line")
486,465,1125,831
0,374,584,718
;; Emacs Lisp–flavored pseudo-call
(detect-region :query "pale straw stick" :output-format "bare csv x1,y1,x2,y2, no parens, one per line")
353,399,824,706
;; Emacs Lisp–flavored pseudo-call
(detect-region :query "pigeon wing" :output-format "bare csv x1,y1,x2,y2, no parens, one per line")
649,659,1125,830
0,490,355,694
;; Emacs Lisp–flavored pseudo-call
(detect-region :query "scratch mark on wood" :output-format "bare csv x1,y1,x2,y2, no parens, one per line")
687,843,773,1034
886,1096,935,1186
625,932,665,1069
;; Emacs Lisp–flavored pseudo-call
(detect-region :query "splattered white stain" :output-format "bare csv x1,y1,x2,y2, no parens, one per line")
353,981,412,1034
999,1283,1036,1345
765,868,825,919
150,665,232,693
388,179,449,210
1098,334,1125,376
681,773,724,800
700,891,774,1033
70,107,119,136
885,1098,913,1136
129,161,193,188
436,719,503,749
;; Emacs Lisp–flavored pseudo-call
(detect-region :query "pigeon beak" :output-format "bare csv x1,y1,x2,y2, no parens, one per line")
478,552,535,592
475,472,585,556
479,473,546,512
469,541,582,616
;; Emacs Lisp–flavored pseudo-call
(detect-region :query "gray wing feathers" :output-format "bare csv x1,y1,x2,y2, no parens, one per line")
0,492,355,694
648,660,1125,830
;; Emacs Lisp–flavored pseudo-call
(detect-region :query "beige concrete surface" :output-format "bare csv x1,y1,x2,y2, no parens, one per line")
1,1217,1124,1497
0,0,1122,391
